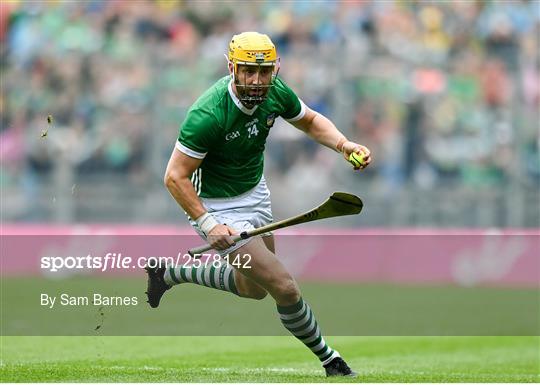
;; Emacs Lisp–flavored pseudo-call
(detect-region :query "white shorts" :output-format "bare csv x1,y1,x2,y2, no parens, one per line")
190,176,273,255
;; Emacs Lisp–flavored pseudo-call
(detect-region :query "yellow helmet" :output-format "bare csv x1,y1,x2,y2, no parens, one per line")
228,32,278,66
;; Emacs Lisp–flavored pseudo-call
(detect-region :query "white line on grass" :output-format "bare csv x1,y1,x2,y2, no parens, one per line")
98,365,318,375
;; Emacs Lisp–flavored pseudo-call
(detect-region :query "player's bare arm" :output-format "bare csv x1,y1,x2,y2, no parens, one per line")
164,149,204,218
164,149,235,249
292,107,372,170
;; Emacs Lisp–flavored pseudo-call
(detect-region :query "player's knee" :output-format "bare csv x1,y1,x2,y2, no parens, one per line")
275,279,300,304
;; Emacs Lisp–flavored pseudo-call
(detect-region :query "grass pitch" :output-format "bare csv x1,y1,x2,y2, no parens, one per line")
1,336,539,382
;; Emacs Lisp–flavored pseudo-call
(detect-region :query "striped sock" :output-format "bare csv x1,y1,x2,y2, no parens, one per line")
277,297,339,365
163,263,239,296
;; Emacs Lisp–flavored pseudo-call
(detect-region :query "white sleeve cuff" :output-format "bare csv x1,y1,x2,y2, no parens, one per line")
175,141,207,159
285,99,307,122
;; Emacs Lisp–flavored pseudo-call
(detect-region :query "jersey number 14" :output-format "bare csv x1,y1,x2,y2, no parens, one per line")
247,123,259,138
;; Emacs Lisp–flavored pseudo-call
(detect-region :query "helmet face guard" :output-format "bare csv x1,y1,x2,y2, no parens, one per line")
228,32,280,107
230,59,280,107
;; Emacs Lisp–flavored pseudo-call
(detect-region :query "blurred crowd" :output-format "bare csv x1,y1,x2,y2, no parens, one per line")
1,1,539,219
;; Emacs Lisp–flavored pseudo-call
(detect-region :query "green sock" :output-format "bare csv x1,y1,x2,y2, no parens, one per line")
277,297,339,365
164,263,239,296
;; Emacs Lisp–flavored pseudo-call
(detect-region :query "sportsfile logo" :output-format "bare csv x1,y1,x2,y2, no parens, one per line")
40,252,133,272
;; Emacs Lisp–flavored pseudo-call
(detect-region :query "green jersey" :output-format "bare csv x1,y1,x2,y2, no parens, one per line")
177,75,305,198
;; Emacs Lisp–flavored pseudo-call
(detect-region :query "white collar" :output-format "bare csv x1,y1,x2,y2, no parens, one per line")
228,79,258,116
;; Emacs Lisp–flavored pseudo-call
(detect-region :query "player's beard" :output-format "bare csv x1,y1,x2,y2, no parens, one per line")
234,79,271,108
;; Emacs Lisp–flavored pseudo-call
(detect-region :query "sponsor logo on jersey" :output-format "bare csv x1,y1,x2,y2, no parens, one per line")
266,113,276,128
245,118,259,127
225,131,240,141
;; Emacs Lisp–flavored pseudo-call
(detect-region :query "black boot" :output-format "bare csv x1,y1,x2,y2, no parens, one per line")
323,357,357,377
144,259,170,308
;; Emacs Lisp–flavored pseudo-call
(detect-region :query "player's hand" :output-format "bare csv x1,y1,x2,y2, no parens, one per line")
342,141,371,170
207,224,237,250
